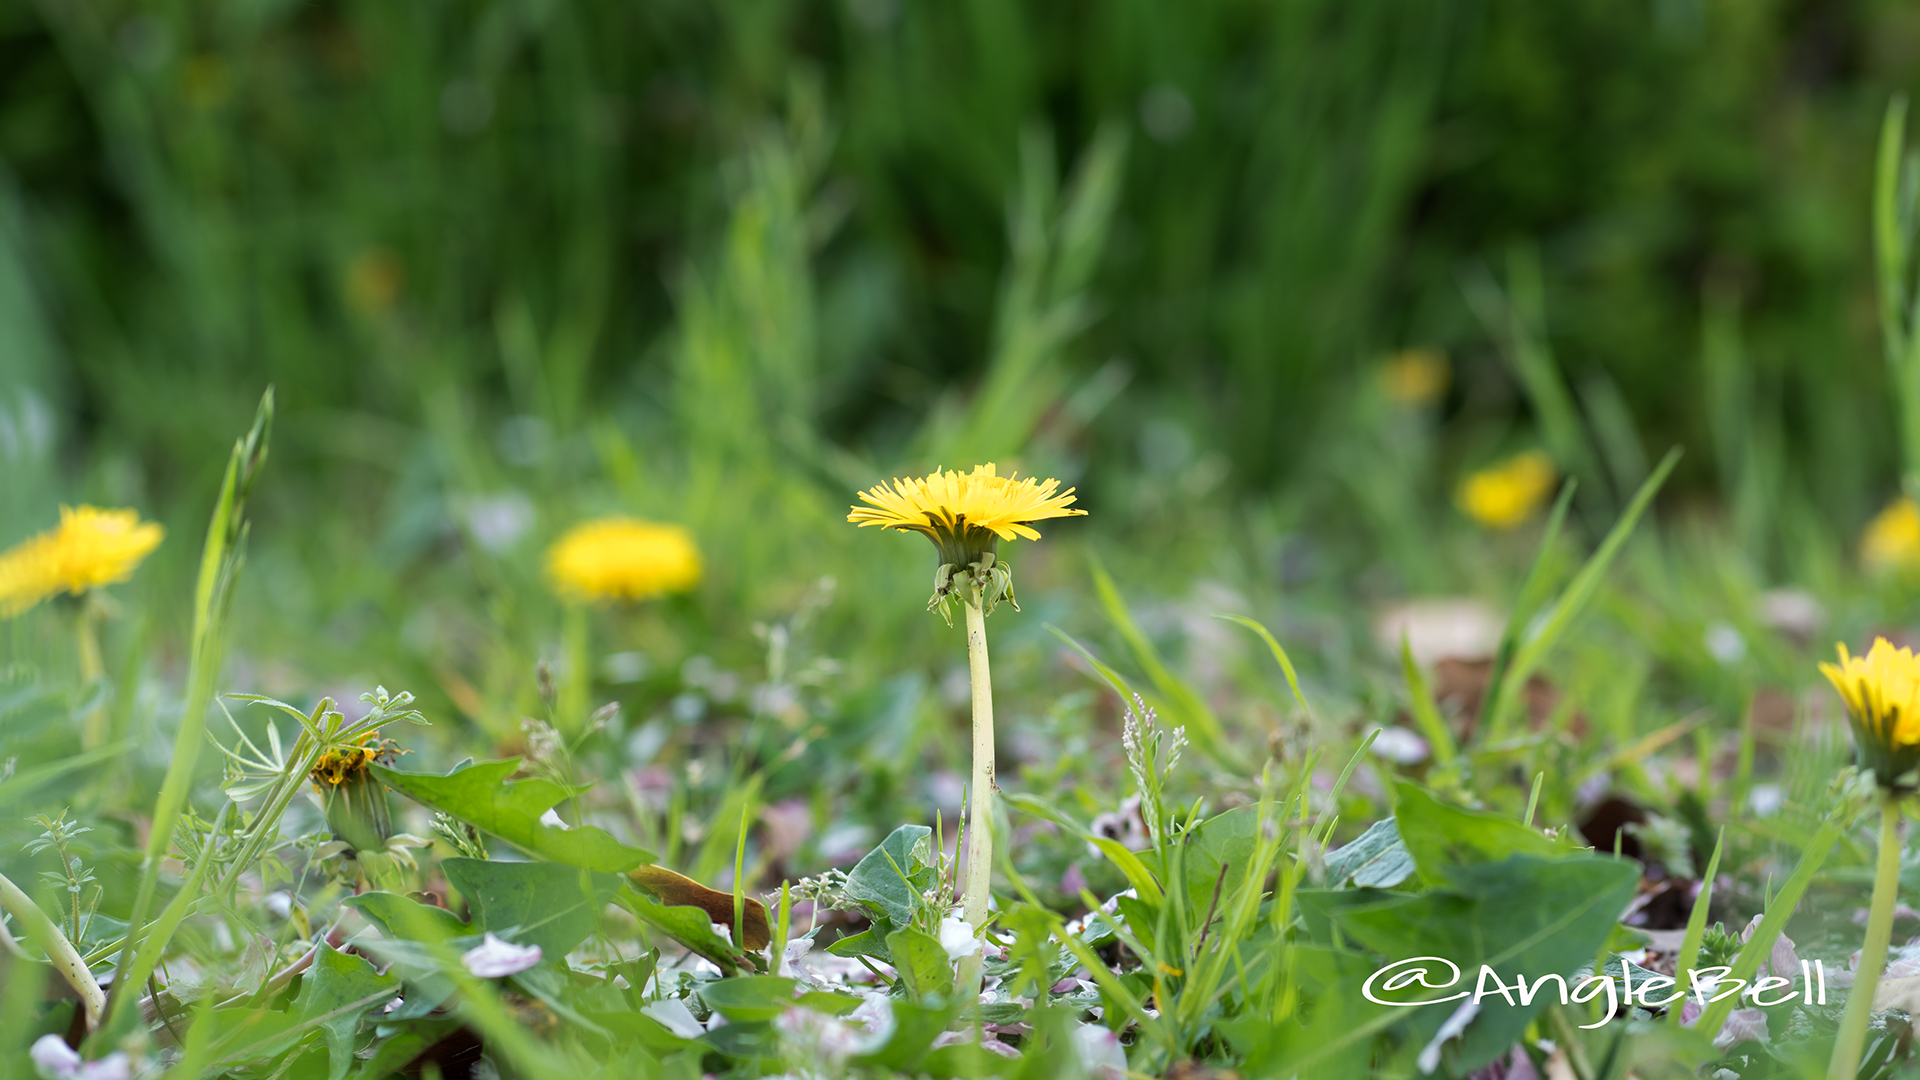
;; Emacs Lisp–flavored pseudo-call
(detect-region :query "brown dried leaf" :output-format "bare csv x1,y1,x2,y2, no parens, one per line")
628,865,771,951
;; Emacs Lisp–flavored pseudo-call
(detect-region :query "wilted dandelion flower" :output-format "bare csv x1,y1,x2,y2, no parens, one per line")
1862,496,1920,575
1820,637,1920,788
310,730,406,855
546,517,701,603
1455,451,1556,530
0,505,165,617
1380,348,1450,407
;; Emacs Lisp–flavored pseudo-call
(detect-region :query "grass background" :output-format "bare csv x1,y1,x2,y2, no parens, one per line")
1,0,1918,887
4,4,1920,1075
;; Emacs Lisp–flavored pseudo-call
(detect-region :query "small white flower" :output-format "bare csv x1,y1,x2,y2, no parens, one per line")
30,1035,80,1080
461,932,543,978
538,808,570,830
938,916,980,960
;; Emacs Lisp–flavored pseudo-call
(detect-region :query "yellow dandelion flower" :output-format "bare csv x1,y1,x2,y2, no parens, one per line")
1380,348,1450,407
1862,496,1920,575
0,506,165,617
1456,451,1557,531
546,517,701,603
850,462,1086,618
849,462,1085,549
1821,637,1920,787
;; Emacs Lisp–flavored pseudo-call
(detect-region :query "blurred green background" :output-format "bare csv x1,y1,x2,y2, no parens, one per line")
4,0,1920,738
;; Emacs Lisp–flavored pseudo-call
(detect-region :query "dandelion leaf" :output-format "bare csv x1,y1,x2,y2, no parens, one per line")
1185,804,1263,911
1324,818,1417,889
825,923,893,962
293,943,401,1080
1393,782,1566,885
373,758,654,873
844,824,934,926
616,884,757,976
1324,854,1640,1075
442,857,619,958
342,891,468,943
1224,943,1395,1077
885,927,954,1000
699,975,798,1021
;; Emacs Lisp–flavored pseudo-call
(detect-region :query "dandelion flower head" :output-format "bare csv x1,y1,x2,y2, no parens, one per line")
311,730,403,789
1822,637,1920,785
1862,496,1920,575
547,517,702,603
1380,348,1450,407
1456,451,1557,531
848,463,1085,555
0,505,165,617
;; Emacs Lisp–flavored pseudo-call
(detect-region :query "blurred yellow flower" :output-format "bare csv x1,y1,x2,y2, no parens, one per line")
546,517,701,603
345,248,404,315
1821,637,1920,786
0,506,165,617
1456,451,1556,530
1862,496,1920,574
1380,348,1450,407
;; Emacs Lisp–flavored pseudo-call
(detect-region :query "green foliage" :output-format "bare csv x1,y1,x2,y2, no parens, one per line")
7,6,1920,1077
373,759,653,873
441,858,619,959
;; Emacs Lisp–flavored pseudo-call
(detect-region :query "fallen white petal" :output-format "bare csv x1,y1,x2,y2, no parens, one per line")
1714,1008,1769,1051
1070,1023,1128,1080
30,1035,80,1080
75,1055,129,1080
642,997,705,1039
461,932,543,978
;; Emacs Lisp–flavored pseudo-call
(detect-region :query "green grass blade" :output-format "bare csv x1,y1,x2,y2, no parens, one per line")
1476,477,1575,738
105,389,271,1040
1488,448,1679,739
1088,555,1227,756
1698,813,1840,1037
1217,614,1315,722
1045,623,1138,703
1668,827,1726,1027
1399,631,1457,766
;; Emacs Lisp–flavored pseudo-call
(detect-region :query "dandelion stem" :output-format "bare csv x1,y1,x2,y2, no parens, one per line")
1830,793,1903,1080
959,598,996,967
76,598,106,749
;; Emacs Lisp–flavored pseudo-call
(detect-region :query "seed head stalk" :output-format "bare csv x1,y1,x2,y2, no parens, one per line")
1830,792,1904,1080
